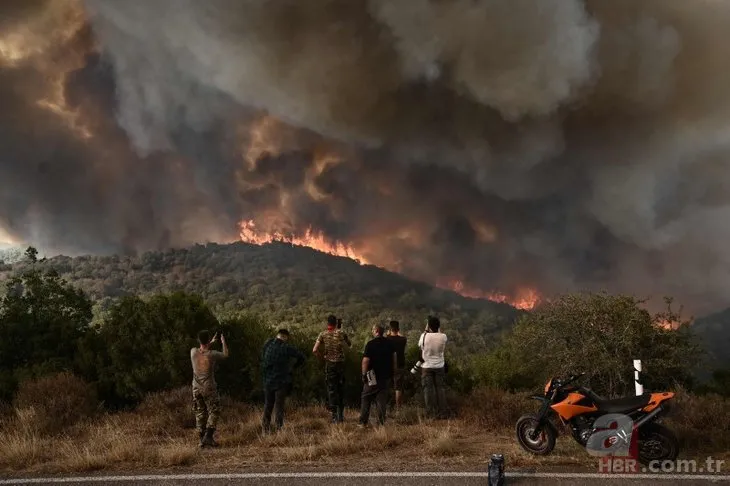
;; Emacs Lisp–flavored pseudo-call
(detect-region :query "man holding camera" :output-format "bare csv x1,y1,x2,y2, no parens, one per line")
191,330,229,447
261,329,306,433
359,323,397,427
313,314,351,423
417,316,448,419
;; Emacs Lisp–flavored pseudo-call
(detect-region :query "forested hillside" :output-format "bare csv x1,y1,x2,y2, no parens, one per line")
0,242,521,353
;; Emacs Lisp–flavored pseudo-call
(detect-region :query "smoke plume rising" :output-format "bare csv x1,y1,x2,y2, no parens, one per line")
2,0,730,313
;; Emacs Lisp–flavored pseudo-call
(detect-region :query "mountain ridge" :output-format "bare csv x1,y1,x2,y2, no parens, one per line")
3,241,728,363
0,241,522,353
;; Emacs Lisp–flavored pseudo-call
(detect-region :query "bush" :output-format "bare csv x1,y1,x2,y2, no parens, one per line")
135,387,195,433
215,314,274,402
473,293,702,397
0,265,93,401
13,372,98,435
668,388,730,452
78,293,219,406
460,388,533,429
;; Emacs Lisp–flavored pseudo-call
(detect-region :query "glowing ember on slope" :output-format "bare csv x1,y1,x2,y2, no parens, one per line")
239,220,540,310
655,318,684,330
438,279,540,310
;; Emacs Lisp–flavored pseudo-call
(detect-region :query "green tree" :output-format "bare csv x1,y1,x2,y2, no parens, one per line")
24,246,38,263
475,293,702,397
215,314,273,401
0,263,93,401
80,294,301,407
80,293,219,405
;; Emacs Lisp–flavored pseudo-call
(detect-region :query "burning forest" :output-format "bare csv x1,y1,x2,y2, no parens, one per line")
2,0,730,313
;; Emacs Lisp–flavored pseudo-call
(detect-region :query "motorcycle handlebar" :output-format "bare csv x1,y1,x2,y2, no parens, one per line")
561,372,586,386
569,372,586,382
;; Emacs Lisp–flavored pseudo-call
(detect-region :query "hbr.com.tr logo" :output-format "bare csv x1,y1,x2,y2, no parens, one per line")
585,413,725,474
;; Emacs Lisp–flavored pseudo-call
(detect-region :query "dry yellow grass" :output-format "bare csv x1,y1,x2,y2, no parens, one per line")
0,387,726,475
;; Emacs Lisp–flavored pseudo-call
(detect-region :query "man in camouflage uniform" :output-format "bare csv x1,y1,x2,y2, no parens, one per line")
191,329,229,447
313,314,351,423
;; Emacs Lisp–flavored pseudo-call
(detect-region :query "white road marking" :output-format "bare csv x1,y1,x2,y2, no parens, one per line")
1,472,729,483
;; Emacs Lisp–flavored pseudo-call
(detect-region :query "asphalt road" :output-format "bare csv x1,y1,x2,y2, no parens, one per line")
2,472,730,485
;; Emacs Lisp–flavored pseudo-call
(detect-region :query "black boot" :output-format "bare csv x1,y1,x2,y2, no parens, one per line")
337,406,345,423
203,427,219,447
198,429,206,448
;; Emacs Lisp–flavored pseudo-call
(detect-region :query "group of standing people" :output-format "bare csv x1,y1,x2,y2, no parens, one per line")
189,315,448,447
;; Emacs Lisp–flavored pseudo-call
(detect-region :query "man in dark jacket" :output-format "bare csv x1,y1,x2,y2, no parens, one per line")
261,329,306,433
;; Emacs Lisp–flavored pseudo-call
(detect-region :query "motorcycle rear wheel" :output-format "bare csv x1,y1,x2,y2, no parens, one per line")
637,423,679,465
516,414,556,455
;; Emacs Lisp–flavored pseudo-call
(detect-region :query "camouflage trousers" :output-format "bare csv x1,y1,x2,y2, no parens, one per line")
192,389,220,430
325,361,346,414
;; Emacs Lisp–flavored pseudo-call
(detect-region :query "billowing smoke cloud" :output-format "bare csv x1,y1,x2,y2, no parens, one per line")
0,0,240,254
3,0,730,313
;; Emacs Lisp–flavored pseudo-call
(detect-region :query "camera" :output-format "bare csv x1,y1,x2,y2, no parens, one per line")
410,360,424,375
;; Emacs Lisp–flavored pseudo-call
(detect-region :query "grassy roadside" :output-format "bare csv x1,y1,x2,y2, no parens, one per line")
0,385,727,475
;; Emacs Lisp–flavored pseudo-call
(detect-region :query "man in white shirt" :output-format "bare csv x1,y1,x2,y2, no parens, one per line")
418,316,448,419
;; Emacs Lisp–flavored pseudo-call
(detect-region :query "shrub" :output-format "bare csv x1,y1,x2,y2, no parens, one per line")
475,293,702,397
668,388,730,452
13,372,98,435
460,388,533,429
135,387,195,433
0,264,93,401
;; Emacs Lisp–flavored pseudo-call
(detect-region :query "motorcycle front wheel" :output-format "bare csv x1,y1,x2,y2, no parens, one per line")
637,423,679,465
516,414,556,455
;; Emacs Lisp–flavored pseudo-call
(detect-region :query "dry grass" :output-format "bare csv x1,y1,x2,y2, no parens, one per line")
0,386,727,475
667,388,730,452
13,372,99,436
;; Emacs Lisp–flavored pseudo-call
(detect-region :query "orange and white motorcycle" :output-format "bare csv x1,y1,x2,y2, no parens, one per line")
516,373,679,465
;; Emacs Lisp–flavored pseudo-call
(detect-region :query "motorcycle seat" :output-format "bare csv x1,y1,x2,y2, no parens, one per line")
594,393,652,413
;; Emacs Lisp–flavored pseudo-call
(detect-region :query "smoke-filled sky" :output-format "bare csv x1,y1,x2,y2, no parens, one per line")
2,0,730,313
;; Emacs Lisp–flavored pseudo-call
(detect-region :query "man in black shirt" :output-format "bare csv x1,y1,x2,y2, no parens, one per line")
386,320,408,409
359,323,396,427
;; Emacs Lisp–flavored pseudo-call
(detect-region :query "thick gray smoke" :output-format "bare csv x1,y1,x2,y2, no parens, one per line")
3,0,730,313
0,0,240,254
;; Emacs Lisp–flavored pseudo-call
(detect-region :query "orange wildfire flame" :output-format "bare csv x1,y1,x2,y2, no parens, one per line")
239,220,370,265
655,319,681,330
239,219,540,310
441,280,540,310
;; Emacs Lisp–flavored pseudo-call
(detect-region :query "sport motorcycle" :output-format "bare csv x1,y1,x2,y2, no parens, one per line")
515,373,679,464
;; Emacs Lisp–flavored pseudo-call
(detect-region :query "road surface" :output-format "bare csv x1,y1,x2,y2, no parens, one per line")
2,472,730,485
